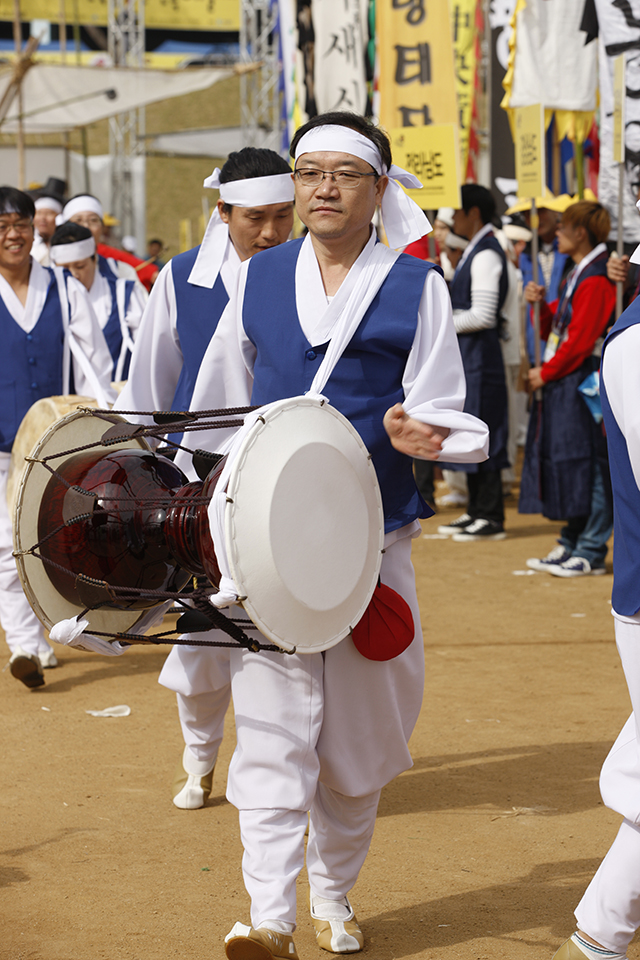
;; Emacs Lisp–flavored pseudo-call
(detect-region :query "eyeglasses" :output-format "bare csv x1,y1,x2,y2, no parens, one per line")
0,218,33,236
294,169,378,189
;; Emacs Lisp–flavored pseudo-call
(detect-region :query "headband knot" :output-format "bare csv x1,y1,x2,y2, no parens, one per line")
293,125,431,248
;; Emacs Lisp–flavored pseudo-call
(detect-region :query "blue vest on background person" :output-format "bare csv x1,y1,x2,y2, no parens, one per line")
601,301,640,616
442,230,509,474
521,239,570,363
519,251,613,519
242,239,437,534
68,270,135,380
170,245,230,413
98,254,119,283
0,270,65,453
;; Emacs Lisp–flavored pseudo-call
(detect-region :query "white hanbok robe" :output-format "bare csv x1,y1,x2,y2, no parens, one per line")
0,258,116,659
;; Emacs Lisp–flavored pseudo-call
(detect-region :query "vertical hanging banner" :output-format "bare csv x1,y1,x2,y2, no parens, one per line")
613,53,626,165
514,103,546,199
451,0,478,174
377,0,458,130
389,123,461,208
594,0,640,244
313,0,369,115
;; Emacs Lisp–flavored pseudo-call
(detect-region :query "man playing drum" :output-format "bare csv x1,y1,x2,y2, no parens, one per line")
183,113,489,960
115,148,295,809
0,187,115,687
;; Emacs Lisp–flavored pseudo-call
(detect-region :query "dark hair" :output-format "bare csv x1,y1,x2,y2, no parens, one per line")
51,222,94,248
0,186,35,219
148,238,163,246
290,111,392,172
219,148,292,214
460,184,496,225
561,200,610,247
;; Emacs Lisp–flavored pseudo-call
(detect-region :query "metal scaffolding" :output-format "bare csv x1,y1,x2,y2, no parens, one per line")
108,0,146,249
240,0,284,154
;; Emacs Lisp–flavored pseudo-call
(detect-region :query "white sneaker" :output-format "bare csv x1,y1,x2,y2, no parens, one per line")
550,556,607,578
437,513,472,535
526,544,571,573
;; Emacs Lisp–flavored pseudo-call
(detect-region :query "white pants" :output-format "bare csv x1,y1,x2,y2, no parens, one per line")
240,786,381,928
158,642,232,767
575,618,640,951
0,463,51,658
227,536,424,925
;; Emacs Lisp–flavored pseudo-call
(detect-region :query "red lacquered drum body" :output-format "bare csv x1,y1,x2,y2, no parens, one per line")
37,448,221,610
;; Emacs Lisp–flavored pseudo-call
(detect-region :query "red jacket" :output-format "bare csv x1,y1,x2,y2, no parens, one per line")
98,243,158,291
538,274,615,382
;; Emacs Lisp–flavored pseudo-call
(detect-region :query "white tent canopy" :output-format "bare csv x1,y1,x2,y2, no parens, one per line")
0,62,237,134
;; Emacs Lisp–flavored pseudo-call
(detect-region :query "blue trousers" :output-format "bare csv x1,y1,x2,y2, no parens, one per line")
559,461,613,567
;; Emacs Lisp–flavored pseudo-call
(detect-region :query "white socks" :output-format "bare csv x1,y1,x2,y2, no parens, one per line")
572,933,627,960
257,920,295,934
310,895,353,921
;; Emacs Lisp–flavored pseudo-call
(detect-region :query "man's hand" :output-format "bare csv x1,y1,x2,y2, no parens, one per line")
528,366,545,391
524,281,545,304
383,403,450,459
607,252,630,285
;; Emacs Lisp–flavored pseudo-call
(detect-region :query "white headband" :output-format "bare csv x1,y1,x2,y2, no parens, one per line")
35,197,63,214
50,237,96,265
203,169,294,206
188,169,295,288
59,195,104,224
293,125,431,248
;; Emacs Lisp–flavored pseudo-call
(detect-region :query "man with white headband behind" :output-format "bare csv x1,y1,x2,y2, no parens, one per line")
115,147,294,810
31,189,65,267
59,194,157,292
50,222,145,380
183,112,489,960
0,186,115,688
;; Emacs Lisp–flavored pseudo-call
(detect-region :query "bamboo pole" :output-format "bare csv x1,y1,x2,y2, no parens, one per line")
12,0,25,190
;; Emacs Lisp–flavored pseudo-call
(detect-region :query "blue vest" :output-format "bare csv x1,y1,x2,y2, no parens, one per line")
98,254,118,282
242,239,436,533
450,231,508,314
0,268,65,453
68,270,135,380
519,251,614,519
521,240,569,362
170,245,230,413
601,300,640,615
445,230,509,472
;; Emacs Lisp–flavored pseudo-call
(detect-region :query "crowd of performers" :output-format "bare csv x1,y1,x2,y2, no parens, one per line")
2,111,640,960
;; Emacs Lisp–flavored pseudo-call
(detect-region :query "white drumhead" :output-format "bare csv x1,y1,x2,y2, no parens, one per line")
225,397,384,653
13,408,151,632
7,395,98,515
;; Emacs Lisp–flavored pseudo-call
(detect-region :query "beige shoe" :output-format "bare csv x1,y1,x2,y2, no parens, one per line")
172,745,215,809
9,647,44,688
310,897,364,954
225,922,298,960
551,938,601,960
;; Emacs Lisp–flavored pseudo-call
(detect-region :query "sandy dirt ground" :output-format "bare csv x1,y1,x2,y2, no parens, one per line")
0,497,633,960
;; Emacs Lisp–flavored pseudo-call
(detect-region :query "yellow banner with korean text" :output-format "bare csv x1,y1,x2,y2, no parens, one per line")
514,104,546,200
451,0,478,176
389,123,461,210
377,0,458,132
1,0,239,30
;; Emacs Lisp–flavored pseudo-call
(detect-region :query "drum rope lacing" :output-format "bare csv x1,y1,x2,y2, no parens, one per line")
19,404,297,655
